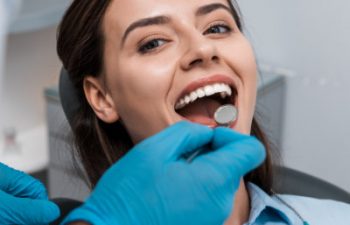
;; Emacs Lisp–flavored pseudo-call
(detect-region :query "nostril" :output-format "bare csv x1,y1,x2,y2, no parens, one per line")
187,55,219,69
189,59,203,67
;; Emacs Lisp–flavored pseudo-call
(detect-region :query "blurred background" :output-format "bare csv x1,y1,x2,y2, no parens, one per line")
0,0,349,199
239,0,350,192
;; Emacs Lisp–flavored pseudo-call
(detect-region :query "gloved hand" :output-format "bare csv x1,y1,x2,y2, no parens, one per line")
62,121,265,225
0,162,60,225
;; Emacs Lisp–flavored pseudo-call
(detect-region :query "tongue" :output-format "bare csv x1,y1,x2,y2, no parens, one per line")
177,98,221,124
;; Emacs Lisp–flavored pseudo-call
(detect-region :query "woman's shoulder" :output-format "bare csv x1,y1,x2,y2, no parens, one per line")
277,194,350,224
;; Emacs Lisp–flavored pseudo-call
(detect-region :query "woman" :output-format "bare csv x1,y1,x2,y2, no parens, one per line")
57,0,350,224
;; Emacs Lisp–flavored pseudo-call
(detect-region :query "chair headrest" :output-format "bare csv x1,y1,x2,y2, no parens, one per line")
59,68,81,128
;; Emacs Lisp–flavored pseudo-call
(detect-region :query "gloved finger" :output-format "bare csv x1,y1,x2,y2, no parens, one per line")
0,190,60,225
131,121,214,162
194,127,266,179
211,127,252,149
0,163,48,199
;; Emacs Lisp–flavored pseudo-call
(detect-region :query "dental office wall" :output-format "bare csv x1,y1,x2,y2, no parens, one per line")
239,0,350,191
0,0,69,160
1,26,60,133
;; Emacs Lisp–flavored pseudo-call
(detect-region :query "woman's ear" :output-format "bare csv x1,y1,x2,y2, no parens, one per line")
83,76,119,123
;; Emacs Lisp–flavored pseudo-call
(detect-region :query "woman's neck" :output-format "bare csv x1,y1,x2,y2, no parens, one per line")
224,180,250,225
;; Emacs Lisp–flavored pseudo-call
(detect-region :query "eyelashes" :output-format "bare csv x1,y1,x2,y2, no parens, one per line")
137,22,233,54
138,39,168,54
204,22,232,35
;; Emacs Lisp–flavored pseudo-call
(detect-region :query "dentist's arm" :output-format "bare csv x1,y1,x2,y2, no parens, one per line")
63,121,265,225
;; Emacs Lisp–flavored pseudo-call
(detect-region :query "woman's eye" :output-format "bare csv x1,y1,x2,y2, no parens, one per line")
138,39,167,54
204,24,232,35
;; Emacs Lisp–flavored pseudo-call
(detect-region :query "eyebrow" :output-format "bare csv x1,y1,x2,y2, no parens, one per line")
121,3,233,46
195,3,232,17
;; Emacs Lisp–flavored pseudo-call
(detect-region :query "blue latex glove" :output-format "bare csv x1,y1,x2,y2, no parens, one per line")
62,121,265,225
0,162,60,225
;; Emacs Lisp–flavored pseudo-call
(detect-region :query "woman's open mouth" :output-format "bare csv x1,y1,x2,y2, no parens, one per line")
174,76,238,127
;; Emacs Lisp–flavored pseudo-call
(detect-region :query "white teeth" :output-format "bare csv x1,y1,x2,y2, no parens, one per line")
213,83,221,91
204,86,215,96
175,83,233,110
225,85,232,96
196,88,205,98
180,99,185,105
185,96,191,104
220,92,227,99
190,92,197,102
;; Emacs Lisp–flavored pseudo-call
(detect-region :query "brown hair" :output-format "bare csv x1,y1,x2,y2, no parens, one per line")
57,0,275,194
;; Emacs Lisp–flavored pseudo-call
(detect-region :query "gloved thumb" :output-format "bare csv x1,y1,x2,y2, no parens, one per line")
195,127,266,178
130,121,214,162
4,194,60,225
0,163,48,199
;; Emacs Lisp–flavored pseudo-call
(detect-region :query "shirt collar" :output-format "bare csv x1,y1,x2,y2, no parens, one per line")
246,182,304,225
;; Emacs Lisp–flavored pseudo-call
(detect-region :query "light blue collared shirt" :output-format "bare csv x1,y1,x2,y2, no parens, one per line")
244,182,350,225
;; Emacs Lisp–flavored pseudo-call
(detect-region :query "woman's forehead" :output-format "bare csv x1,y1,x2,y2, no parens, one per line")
104,0,231,34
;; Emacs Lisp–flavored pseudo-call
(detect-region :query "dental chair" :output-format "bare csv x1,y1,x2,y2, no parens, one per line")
50,68,350,224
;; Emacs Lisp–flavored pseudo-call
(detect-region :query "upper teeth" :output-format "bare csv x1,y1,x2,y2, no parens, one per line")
175,83,232,110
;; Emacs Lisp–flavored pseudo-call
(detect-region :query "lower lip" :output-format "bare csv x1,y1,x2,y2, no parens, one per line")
227,118,238,129
179,114,238,129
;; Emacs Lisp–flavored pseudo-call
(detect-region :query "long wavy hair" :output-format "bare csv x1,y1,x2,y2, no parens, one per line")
57,0,275,194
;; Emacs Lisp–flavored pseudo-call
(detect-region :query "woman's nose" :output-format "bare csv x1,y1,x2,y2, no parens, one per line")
180,35,219,71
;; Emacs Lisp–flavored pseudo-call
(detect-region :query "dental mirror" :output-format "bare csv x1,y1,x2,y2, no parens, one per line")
185,104,238,162
214,104,238,127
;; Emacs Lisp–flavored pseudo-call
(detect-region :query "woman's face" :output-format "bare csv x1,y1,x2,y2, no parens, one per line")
96,0,257,143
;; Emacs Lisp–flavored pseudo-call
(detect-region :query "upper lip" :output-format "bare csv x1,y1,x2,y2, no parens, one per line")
175,74,237,107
